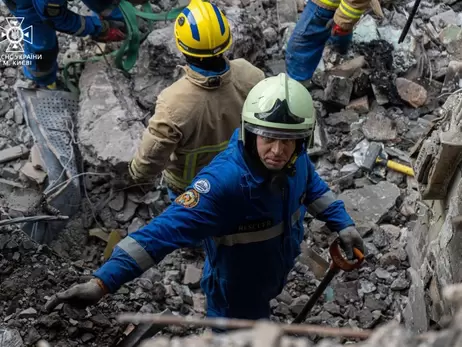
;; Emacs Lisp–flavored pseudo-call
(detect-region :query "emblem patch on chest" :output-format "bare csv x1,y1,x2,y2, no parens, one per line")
175,189,200,208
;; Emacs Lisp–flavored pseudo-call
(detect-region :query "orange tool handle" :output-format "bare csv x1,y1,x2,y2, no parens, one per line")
329,238,365,271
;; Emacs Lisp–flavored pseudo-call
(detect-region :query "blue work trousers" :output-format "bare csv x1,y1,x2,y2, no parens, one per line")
5,0,123,86
285,0,351,82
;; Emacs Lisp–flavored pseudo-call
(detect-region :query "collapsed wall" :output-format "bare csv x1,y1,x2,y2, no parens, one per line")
405,93,462,332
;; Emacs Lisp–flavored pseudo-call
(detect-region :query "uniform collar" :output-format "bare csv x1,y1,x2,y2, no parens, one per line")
179,57,233,89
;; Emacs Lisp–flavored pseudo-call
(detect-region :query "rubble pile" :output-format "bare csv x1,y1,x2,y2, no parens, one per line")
140,282,462,347
1,0,462,345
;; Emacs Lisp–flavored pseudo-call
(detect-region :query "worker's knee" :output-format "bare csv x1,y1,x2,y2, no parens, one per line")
287,0,334,45
23,39,59,86
285,0,334,81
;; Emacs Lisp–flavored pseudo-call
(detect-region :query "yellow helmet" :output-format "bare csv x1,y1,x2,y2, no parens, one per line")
174,0,232,58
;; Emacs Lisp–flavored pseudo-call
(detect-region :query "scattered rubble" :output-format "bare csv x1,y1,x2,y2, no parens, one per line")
1,0,462,345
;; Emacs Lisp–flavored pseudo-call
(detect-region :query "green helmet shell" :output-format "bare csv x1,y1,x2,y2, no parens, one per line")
241,73,315,143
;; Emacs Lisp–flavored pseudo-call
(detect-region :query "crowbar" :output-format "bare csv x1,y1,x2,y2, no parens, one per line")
292,238,365,324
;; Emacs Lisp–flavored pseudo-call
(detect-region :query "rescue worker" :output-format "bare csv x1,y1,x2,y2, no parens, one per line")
2,0,142,89
285,0,370,84
128,0,265,202
44,73,365,322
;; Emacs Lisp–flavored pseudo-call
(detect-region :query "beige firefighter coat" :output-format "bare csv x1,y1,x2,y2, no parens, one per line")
312,0,371,31
130,58,265,194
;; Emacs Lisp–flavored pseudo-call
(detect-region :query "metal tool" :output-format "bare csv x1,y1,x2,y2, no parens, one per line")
398,0,422,44
360,142,415,177
292,238,365,324
299,247,330,280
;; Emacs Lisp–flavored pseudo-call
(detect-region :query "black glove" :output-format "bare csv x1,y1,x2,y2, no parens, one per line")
44,278,107,312
92,19,126,42
338,226,365,260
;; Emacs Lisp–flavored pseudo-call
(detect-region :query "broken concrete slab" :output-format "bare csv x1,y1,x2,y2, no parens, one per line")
395,78,427,108
276,0,297,24
78,61,145,172
20,162,47,185
353,15,379,43
324,75,353,107
403,268,428,333
328,56,366,79
337,181,400,234
0,327,23,347
442,61,462,94
430,9,461,31
30,144,45,170
362,112,397,141
183,264,202,289
0,145,29,164
371,84,390,106
325,110,359,132
7,189,42,215
346,96,370,114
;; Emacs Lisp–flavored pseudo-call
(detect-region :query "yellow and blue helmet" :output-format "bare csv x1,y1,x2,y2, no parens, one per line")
174,0,232,58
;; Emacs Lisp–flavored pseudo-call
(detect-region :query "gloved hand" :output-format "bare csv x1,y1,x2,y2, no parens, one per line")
92,20,126,42
338,226,365,260
44,278,108,312
327,19,352,54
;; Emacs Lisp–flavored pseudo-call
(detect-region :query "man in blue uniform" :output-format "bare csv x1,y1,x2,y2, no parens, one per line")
44,73,365,321
2,0,141,89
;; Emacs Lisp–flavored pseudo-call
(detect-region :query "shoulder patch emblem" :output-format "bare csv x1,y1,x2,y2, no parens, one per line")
175,189,200,208
193,179,210,194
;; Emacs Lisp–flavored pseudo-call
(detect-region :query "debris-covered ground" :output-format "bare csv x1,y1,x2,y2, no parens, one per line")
1,0,462,345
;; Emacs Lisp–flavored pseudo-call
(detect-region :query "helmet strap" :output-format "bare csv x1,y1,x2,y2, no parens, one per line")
184,54,227,72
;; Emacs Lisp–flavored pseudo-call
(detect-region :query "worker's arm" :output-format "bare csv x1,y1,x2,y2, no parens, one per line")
129,96,183,182
93,174,232,293
33,0,105,36
332,0,370,31
302,156,355,232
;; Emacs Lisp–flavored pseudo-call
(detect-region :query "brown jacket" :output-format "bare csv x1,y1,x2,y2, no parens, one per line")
131,58,265,193
312,0,371,31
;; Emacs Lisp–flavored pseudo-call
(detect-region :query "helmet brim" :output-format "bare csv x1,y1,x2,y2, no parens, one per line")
244,123,311,140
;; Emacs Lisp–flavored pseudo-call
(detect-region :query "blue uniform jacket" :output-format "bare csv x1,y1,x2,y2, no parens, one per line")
11,0,118,37
94,129,354,319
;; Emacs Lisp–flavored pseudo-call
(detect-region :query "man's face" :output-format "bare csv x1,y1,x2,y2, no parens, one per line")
256,135,296,171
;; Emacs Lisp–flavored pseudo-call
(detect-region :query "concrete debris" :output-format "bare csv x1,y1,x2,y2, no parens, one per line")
0,328,23,347
362,112,397,141
78,61,145,171
346,96,370,114
395,78,428,108
2,0,462,344
353,15,379,43
442,61,462,94
20,162,47,185
0,145,29,164
324,75,353,106
338,181,400,234
30,144,45,171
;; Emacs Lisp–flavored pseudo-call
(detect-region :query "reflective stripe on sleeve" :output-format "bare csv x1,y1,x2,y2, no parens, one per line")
213,223,284,247
339,0,365,19
307,190,336,217
317,0,341,8
117,236,155,271
74,16,86,36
